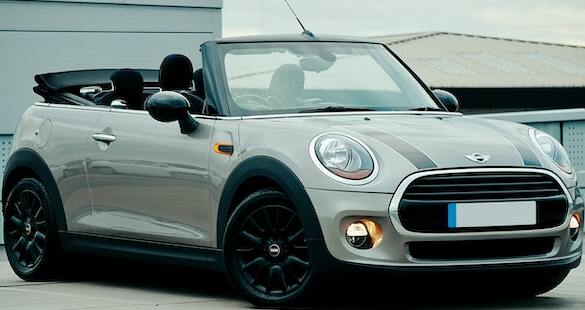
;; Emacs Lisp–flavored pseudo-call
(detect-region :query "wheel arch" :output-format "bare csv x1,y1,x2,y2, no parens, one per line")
2,148,67,231
216,156,323,248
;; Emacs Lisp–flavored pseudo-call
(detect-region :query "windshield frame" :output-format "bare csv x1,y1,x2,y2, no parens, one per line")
212,40,446,117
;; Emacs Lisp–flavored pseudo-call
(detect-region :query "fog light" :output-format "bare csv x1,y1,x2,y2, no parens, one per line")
346,222,368,248
570,213,581,241
345,219,384,249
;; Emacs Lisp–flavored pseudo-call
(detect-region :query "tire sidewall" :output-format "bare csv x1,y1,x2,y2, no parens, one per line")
223,189,314,306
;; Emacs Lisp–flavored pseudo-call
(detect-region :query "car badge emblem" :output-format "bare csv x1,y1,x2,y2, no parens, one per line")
268,244,281,257
465,153,490,164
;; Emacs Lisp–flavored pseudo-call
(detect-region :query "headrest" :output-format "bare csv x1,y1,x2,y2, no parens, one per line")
269,64,305,99
110,69,144,101
193,68,205,98
159,54,193,90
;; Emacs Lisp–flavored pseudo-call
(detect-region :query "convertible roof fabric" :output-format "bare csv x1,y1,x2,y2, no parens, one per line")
35,69,159,92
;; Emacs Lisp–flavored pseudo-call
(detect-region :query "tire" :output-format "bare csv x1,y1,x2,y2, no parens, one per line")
3,178,63,281
223,189,313,307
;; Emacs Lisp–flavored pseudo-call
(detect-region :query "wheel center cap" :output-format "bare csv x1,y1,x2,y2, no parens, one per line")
268,243,281,257
24,223,32,236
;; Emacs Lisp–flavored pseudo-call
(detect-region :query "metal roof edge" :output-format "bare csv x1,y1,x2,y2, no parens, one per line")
376,31,585,50
371,32,445,45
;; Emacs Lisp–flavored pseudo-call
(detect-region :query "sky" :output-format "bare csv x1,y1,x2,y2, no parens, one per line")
222,0,585,46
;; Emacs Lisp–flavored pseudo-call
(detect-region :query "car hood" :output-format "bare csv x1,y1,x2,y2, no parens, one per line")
271,113,541,170
334,114,537,169
238,112,572,193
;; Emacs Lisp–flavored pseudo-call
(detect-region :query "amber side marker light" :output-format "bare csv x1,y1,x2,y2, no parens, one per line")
345,219,384,249
570,212,581,241
213,143,234,156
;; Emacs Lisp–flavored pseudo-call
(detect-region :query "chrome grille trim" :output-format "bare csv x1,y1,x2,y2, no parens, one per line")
389,168,573,213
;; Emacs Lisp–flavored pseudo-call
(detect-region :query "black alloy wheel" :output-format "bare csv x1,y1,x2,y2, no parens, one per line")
224,189,312,306
4,178,60,280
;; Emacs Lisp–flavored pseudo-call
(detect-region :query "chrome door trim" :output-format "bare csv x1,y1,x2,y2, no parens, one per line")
234,111,463,120
38,102,463,121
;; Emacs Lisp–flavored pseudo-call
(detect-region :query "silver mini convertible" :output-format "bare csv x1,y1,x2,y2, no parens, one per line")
2,34,583,306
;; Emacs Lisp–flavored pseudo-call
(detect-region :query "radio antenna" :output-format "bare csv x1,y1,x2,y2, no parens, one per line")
283,0,314,37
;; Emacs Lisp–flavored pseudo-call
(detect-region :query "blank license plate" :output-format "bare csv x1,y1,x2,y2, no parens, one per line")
448,201,536,228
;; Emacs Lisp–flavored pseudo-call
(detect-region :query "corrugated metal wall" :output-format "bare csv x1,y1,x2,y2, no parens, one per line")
0,135,10,187
0,135,12,242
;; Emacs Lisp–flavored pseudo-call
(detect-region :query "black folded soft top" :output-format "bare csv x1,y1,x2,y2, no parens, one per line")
34,69,159,93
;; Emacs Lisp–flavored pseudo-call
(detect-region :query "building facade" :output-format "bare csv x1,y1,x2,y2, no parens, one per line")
375,32,585,114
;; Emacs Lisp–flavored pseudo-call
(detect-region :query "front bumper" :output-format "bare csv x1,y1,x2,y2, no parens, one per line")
307,239,581,276
306,182,583,272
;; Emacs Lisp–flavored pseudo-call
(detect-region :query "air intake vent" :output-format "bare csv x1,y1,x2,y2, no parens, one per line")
409,237,555,260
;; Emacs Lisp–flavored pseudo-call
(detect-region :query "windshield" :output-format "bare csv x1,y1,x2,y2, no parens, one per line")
219,42,440,116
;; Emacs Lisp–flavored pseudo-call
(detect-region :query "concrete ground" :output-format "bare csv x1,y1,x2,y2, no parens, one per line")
0,246,584,310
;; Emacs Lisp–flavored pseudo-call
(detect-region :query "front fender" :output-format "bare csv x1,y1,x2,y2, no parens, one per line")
216,156,324,247
2,148,67,231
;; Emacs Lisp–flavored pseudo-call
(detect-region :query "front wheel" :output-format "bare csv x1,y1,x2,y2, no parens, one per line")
223,189,313,307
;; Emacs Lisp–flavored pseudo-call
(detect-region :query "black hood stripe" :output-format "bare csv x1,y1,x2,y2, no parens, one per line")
360,129,438,170
506,136,542,167
478,123,542,167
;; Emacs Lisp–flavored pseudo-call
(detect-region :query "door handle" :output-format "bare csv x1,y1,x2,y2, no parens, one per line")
92,133,116,144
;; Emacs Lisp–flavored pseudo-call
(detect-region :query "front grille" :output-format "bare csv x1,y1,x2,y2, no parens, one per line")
402,172,562,201
398,171,568,233
408,237,555,260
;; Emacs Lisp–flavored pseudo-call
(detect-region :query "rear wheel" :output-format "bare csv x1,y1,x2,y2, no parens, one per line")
224,189,313,306
3,178,62,280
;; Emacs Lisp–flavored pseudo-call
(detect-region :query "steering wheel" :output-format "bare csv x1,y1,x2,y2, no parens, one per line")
233,94,272,110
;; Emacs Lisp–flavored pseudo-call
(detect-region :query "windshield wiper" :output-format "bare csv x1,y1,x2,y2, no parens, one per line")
408,107,445,112
299,106,376,113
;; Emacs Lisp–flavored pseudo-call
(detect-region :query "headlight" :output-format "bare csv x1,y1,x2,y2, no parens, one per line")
529,129,573,174
310,133,378,184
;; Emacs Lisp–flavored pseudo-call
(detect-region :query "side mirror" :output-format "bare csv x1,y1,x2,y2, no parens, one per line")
145,91,199,134
432,89,459,112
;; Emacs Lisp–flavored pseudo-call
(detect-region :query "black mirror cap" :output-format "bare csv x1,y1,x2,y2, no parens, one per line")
432,89,459,112
146,91,199,134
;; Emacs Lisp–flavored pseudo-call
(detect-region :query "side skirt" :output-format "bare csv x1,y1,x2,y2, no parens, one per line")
59,232,225,272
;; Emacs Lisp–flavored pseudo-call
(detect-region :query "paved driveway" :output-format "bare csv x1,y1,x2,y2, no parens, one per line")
0,246,583,309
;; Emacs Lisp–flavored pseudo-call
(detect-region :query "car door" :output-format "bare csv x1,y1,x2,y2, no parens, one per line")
86,108,214,247
29,105,107,234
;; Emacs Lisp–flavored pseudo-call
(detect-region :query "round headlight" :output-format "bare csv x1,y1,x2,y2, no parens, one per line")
530,129,573,174
310,133,378,184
